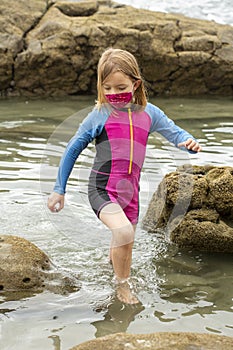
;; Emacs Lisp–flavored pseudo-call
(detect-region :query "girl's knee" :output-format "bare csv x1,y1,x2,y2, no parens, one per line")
111,223,135,247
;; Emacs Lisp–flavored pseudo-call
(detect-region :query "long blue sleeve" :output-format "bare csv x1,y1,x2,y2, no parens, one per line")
146,103,197,153
53,107,109,194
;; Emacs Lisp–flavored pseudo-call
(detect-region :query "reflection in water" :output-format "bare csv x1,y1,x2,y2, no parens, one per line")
49,335,61,350
154,249,233,317
92,298,144,337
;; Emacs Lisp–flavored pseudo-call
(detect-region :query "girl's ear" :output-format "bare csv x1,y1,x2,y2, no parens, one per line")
134,80,141,91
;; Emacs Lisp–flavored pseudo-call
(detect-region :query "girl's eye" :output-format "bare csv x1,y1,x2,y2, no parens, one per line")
103,85,128,92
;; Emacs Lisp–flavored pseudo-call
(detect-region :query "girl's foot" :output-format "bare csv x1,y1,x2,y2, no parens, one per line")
116,279,139,304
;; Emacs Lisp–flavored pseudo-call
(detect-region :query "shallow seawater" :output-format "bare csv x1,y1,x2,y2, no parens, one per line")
115,0,233,25
0,96,232,349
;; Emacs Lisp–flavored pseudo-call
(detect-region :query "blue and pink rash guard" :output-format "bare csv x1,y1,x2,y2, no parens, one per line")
54,102,197,224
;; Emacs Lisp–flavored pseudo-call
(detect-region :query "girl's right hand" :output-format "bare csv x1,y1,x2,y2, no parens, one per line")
47,192,65,213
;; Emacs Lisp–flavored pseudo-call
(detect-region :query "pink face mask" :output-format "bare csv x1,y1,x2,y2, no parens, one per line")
105,91,133,108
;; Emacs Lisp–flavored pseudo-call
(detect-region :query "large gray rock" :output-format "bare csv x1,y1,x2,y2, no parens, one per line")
70,332,233,350
0,0,233,97
143,165,233,252
0,235,79,295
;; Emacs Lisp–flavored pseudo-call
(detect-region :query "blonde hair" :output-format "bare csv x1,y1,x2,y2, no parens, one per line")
96,48,147,108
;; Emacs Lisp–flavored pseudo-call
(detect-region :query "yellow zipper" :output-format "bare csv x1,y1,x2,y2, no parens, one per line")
128,108,133,174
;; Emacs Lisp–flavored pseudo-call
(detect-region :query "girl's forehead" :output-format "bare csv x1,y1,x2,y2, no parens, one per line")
103,71,132,85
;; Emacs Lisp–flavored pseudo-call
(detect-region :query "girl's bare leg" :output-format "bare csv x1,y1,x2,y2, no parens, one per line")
109,224,137,265
99,203,138,304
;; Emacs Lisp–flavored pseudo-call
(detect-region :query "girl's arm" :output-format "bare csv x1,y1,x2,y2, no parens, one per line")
47,107,108,212
47,131,92,213
147,103,201,153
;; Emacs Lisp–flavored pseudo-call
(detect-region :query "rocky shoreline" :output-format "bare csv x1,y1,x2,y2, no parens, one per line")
1,0,233,97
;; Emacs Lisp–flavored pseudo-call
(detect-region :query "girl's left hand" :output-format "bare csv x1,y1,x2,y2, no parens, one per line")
178,138,202,152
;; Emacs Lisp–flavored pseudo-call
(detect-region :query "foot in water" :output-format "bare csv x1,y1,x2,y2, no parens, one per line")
116,279,139,304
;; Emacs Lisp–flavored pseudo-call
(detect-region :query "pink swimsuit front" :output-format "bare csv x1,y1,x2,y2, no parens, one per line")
88,107,151,224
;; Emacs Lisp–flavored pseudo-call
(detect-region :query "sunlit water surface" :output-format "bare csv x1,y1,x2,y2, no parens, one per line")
0,96,233,349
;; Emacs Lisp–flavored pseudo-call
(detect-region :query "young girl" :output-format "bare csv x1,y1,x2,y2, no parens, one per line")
47,48,201,304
